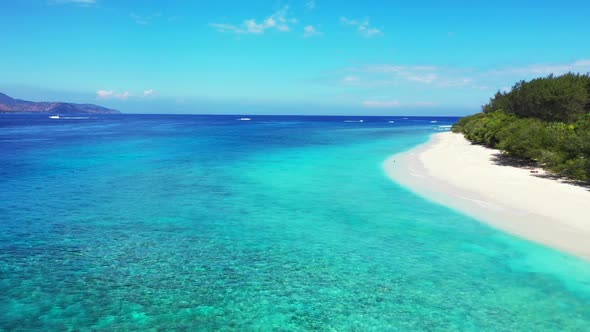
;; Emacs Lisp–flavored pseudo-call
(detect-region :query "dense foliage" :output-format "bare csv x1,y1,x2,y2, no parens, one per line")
453,73,590,181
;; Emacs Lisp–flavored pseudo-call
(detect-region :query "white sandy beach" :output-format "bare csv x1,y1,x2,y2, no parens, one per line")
385,131,590,260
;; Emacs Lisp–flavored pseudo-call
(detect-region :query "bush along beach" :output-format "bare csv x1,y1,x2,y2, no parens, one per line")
453,73,590,181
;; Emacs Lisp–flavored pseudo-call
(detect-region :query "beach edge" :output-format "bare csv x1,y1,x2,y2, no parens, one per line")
383,132,590,261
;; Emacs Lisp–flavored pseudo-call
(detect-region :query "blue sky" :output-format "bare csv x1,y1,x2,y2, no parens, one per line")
1,0,589,115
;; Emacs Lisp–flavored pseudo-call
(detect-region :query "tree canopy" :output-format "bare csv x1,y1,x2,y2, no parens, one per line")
483,73,590,122
453,73,590,181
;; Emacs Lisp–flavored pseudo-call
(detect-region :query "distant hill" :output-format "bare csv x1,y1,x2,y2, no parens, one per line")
0,92,121,114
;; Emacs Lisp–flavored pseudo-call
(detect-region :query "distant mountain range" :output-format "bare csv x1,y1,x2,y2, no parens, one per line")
0,92,121,114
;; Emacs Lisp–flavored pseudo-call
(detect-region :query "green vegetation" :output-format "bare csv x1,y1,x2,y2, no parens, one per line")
453,73,590,181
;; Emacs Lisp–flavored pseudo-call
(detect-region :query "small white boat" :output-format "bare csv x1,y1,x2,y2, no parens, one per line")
388,120,395,123
430,120,438,123
238,117,251,121
49,115,60,119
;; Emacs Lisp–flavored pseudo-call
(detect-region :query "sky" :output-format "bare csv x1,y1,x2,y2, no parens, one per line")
1,0,589,115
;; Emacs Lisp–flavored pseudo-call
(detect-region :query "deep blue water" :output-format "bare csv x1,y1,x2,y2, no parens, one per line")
1,114,589,331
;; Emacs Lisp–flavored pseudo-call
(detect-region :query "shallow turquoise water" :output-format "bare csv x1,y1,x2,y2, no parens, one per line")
1,114,589,331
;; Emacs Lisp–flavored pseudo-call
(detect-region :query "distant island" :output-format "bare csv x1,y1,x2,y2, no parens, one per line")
0,92,120,114
453,73,590,181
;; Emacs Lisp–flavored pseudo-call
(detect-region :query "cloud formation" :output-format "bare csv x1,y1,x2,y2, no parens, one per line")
96,90,130,100
340,17,383,38
210,7,295,35
338,59,590,108
303,25,322,38
489,59,590,77
362,100,435,108
362,100,400,108
96,89,159,100
341,76,360,84
347,64,475,88
50,0,96,5
130,13,162,25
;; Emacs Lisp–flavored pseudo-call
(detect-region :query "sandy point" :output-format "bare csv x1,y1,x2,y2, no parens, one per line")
384,132,590,261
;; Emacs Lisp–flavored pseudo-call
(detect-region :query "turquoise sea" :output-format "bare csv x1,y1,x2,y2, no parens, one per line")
1,114,589,331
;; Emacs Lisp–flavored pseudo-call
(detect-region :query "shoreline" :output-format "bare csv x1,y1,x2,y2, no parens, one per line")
384,132,590,261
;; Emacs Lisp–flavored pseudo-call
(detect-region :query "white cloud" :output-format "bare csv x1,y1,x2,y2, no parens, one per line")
359,65,437,73
346,65,480,88
316,59,590,109
96,90,110,98
340,58,590,102
406,73,438,84
489,59,590,77
49,0,96,5
130,14,148,25
350,65,443,85
277,25,291,32
209,23,237,32
306,0,316,10
130,13,162,25
340,16,383,38
364,28,383,37
96,90,130,100
362,100,400,108
340,17,359,26
143,89,157,97
413,101,436,107
342,76,360,84
96,89,159,100
243,19,266,34
362,100,435,108
303,25,322,38
210,7,295,35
